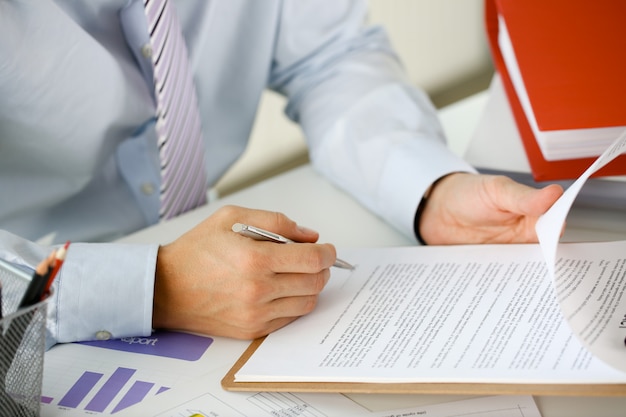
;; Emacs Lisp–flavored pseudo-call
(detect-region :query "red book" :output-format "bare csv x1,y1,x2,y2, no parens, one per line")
485,0,626,181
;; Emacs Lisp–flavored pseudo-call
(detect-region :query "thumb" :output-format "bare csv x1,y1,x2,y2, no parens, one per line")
515,183,563,216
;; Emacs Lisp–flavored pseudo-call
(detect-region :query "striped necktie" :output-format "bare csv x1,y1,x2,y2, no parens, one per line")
144,0,208,219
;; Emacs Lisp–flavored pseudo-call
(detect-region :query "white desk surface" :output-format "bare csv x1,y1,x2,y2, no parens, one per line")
118,91,626,417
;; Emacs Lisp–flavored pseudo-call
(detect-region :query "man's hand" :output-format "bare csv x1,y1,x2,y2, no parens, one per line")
152,205,336,339
418,173,564,245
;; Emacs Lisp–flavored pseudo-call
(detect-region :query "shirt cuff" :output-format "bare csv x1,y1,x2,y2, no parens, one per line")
50,242,157,344
377,136,476,241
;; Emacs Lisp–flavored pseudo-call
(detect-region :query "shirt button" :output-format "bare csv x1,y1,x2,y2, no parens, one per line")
95,330,112,341
141,182,155,196
141,43,153,59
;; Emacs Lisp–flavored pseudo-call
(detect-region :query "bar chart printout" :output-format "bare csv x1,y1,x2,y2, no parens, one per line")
53,366,170,413
41,330,220,416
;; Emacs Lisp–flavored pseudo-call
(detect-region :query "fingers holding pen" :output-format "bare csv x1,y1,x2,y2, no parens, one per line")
185,268,330,340
216,205,320,244
229,240,333,307
153,205,337,339
229,273,329,339
233,236,337,274
266,273,329,319
236,268,331,305
226,223,334,336
243,292,324,338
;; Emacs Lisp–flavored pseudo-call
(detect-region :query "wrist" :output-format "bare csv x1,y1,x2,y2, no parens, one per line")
413,174,450,245
414,188,432,245
153,244,173,329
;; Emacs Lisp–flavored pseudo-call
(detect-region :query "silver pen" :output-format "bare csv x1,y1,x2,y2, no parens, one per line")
232,223,355,270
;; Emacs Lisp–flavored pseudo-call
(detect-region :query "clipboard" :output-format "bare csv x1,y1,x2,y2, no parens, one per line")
221,337,626,396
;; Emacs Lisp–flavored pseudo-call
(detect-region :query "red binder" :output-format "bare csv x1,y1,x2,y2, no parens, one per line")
485,0,626,181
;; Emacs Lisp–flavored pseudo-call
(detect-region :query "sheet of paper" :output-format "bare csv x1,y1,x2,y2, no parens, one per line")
234,131,626,385
536,130,626,278
115,366,368,417
534,131,626,374
117,365,540,417
552,241,626,374
40,331,248,416
235,243,626,384
351,395,541,417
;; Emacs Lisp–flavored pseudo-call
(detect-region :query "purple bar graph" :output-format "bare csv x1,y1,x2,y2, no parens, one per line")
111,380,154,414
85,367,135,412
46,366,172,412
58,371,103,408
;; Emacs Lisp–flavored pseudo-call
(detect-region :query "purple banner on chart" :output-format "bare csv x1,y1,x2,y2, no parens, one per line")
77,330,213,361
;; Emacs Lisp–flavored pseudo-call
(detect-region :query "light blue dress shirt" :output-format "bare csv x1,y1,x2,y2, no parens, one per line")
0,0,474,346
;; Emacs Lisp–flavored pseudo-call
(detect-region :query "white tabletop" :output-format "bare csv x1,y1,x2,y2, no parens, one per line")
118,89,626,417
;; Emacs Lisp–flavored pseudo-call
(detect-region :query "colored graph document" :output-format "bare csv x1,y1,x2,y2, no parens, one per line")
116,365,367,417
41,330,249,416
226,135,626,395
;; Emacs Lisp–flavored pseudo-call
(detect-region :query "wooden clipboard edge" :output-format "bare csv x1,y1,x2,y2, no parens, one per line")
221,337,626,396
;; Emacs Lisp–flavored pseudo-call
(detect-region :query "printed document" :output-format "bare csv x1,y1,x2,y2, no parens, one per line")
118,363,540,417
349,395,541,417
235,133,626,384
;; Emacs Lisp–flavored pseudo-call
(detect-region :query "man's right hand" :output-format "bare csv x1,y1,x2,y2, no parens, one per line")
152,205,336,339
